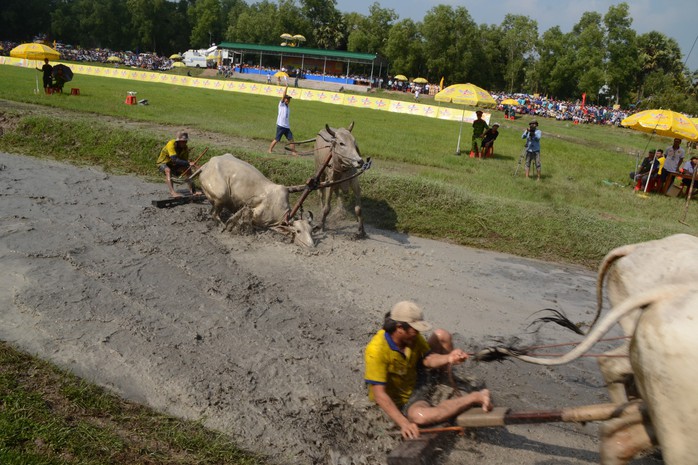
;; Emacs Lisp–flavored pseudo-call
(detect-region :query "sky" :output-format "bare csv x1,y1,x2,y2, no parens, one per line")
334,0,698,71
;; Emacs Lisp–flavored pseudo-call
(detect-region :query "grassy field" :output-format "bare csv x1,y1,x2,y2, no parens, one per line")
0,66,698,267
0,63,695,464
1,64,694,269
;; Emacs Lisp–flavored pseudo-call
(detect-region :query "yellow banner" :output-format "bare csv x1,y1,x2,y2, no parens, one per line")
300,89,345,105
3,58,492,123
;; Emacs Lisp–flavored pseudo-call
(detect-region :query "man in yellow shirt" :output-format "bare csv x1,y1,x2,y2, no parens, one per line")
156,131,199,197
364,301,492,439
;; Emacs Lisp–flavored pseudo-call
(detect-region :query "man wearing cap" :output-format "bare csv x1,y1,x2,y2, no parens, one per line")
522,120,542,180
156,131,199,197
268,85,298,156
469,110,489,157
479,122,500,159
364,301,492,439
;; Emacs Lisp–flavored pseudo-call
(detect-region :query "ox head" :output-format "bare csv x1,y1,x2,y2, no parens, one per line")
274,211,315,248
325,122,363,170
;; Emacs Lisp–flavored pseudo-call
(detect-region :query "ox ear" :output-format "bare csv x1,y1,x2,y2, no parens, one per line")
305,210,314,224
271,224,293,238
325,124,336,138
347,121,354,132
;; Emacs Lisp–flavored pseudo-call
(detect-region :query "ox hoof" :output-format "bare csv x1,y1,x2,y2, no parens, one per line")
352,231,368,240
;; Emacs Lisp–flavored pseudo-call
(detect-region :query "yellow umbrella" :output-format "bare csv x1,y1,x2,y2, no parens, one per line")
107,55,122,63
621,109,698,142
169,53,182,60
280,33,293,40
435,83,497,107
274,71,289,78
501,98,519,106
172,61,186,68
292,34,306,42
10,43,60,61
413,77,428,84
10,43,61,93
394,74,408,81
435,83,496,154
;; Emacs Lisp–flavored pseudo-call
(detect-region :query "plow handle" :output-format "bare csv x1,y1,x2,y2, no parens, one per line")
178,147,208,180
286,151,333,222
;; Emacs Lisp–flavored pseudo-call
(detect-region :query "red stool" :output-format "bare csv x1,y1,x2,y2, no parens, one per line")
125,91,137,105
70,88,80,96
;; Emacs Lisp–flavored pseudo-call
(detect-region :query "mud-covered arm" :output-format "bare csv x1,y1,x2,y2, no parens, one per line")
370,384,419,439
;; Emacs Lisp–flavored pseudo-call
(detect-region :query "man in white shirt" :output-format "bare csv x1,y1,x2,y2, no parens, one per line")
268,85,298,155
660,138,685,194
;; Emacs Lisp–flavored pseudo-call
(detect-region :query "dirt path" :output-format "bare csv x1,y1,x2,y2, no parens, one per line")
0,152,660,465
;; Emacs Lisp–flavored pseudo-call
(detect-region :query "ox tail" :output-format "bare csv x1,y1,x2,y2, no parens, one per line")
473,284,685,366
528,308,585,335
588,243,640,334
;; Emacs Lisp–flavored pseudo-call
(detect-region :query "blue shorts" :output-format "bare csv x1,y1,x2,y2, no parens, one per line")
275,125,294,142
158,158,189,175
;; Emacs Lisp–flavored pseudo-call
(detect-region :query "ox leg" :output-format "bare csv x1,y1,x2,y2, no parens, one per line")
320,187,333,232
223,208,246,232
598,344,638,404
209,203,224,226
352,180,366,239
599,404,655,465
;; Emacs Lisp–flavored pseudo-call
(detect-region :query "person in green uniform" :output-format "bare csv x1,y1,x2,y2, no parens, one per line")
471,110,489,158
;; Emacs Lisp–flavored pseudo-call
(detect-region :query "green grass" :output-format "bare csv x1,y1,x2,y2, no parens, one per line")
0,342,264,465
0,63,694,268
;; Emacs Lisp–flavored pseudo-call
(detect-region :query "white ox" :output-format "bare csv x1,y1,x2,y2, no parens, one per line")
197,154,314,247
314,123,366,238
489,234,698,465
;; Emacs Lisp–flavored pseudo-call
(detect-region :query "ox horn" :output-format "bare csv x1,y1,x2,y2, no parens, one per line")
347,121,354,132
325,124,336,138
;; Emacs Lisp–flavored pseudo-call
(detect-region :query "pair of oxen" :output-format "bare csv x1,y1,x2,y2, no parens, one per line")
481,233,698,465
193,123,364,247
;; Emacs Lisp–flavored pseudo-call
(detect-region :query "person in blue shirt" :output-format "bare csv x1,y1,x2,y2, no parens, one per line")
268,85,298,155
522,120,542,180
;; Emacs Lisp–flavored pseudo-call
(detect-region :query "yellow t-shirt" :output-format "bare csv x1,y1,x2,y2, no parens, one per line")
364,329,431,407
156,139,189,165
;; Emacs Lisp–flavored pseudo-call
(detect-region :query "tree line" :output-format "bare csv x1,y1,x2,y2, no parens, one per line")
2,0,696,112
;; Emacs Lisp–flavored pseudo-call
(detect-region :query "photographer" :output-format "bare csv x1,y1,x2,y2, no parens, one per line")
521,120,542,180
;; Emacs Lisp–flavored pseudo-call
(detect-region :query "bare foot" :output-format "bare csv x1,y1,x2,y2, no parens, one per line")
268,150,273,154
291,151,299,157
170,192,183,198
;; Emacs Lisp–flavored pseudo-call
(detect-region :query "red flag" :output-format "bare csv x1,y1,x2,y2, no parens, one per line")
581,92,586,108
